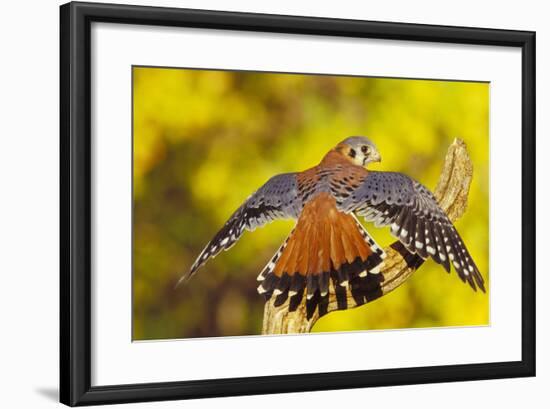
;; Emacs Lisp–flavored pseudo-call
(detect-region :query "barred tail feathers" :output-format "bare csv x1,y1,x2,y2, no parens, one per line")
257,193,385,313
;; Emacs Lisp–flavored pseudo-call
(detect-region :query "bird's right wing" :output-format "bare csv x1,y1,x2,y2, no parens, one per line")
182,172,302,283
339,171,485,291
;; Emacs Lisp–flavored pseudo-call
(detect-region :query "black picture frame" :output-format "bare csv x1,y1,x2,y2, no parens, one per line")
60,1,536,406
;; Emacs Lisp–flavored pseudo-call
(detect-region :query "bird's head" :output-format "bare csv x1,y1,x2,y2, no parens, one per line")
334,136,381,167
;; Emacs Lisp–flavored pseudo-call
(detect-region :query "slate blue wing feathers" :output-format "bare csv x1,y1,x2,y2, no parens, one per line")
184,173,302,282
339,171,485,291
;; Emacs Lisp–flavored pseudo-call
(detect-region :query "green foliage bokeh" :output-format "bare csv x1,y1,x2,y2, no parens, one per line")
133,66,489,340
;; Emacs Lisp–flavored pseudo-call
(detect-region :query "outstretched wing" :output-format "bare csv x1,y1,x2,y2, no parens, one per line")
182,173,302,283
339,171,485,291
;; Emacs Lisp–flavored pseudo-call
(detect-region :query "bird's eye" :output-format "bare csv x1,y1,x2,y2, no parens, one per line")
349,148,356,158
361,145,369,154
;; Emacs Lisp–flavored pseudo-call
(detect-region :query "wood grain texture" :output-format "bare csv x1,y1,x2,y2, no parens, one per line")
262,138,474,335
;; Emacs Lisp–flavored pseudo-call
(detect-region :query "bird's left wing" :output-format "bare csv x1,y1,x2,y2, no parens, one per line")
338,171,485,291
182,172,302,283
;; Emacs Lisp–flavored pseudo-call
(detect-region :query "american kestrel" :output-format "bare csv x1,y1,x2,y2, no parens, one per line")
183,136,485,314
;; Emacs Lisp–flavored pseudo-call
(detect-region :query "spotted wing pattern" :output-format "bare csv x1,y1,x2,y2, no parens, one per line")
183,173,302,282
339,171,485,291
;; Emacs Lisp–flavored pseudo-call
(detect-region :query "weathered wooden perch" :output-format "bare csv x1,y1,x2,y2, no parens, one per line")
262,138,474,335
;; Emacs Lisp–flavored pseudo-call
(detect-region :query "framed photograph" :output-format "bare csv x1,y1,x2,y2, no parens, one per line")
60,1,536,406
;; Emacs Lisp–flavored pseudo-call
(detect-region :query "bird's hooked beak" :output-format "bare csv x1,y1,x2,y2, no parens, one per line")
363,149,381,166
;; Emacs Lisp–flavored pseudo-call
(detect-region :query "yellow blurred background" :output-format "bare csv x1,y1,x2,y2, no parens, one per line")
132,66,489,340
